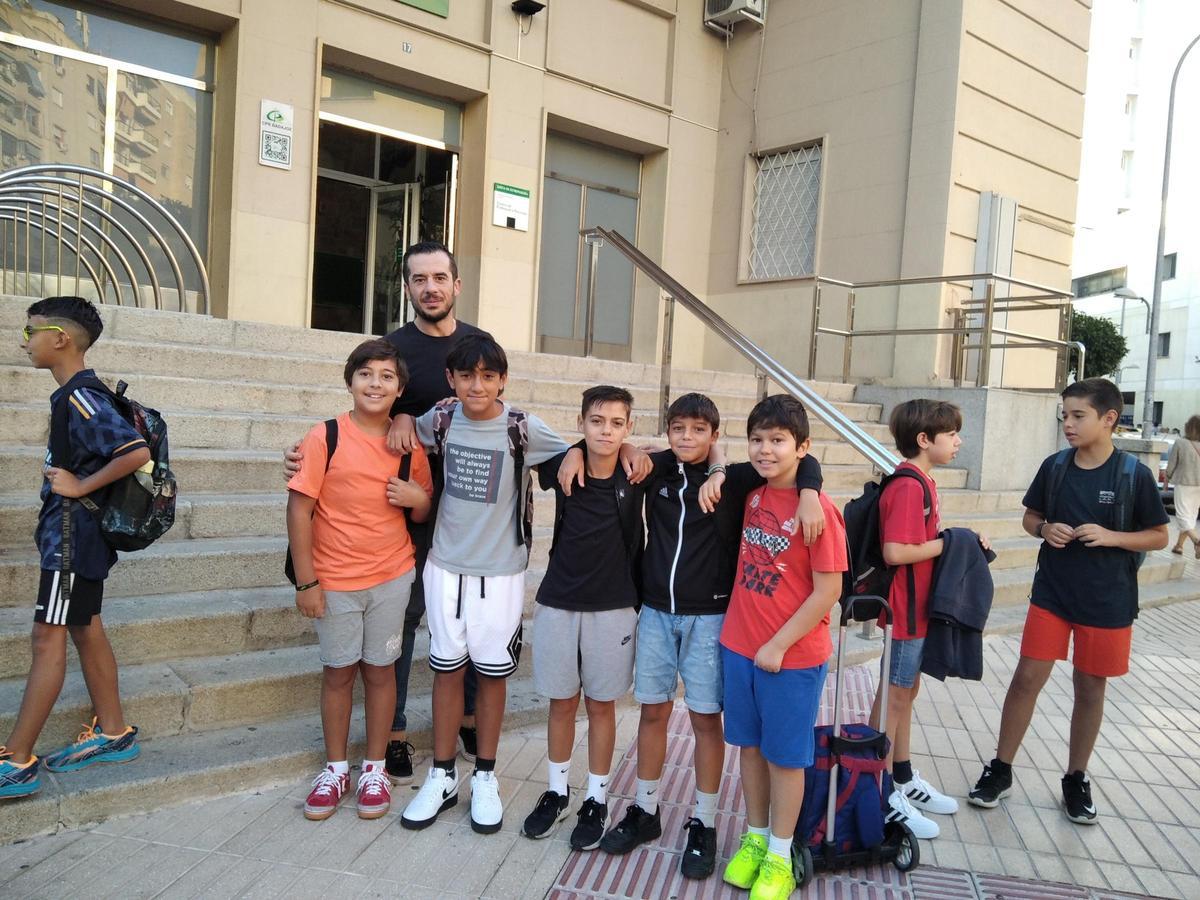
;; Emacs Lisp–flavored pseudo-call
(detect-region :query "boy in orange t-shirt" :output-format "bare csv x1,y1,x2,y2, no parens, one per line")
287,339,432,822
719,395,847,900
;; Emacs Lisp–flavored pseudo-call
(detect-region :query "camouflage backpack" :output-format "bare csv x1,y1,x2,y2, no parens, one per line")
49,376,177,552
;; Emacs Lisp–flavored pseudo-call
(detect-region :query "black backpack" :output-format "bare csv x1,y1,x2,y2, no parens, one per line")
842,468,932,636
49,376,177,552
284,418,411,585
1043,447,1145,570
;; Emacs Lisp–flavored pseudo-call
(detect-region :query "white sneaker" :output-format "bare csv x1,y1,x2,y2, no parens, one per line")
886,788,939,839
901,770,959,815
470,770,504,834
401,764,458,830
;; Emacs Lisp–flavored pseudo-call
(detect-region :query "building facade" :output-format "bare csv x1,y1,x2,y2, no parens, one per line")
0,0,1090,386
1071,0,1200,431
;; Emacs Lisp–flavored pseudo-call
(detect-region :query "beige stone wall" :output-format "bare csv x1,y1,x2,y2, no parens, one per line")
95,0,1089,389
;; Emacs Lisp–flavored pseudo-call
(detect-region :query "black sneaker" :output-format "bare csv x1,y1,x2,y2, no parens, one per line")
384,740,414,785
680,817,717,879
1062,770,1098,825
967,760,1013,809
599,803,662,854
458,725,478,763
570,797,608,851
521,790,569,839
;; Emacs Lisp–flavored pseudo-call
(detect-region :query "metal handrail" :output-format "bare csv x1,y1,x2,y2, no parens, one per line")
809,273,1076,388
0,164,209,313
580,226,901,474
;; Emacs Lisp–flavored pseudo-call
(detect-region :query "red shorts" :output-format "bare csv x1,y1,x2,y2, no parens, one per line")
1020,604,1131,677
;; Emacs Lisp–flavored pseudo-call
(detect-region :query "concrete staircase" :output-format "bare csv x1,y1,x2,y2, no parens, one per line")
0,295,1194,844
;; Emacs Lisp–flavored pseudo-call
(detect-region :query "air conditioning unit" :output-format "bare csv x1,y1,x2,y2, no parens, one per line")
705,0,765,28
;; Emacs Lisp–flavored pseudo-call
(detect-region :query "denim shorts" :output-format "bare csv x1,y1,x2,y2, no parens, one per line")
888,636,925,689
633,607,724,714
721,646,827,768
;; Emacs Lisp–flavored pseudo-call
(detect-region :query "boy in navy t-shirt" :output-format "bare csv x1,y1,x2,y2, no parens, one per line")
970,378,1168,825
1,297,149,801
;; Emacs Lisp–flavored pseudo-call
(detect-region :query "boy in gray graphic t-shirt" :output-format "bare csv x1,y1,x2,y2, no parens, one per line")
397,333,566,836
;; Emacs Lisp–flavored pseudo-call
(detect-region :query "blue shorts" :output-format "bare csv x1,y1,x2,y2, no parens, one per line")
634,607,724,714
721,646,827,768
888,636,925,689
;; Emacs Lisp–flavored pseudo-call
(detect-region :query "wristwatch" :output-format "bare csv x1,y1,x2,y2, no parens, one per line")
1036,522,1047,539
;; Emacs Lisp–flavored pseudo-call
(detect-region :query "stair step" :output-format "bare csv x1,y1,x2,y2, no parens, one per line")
0,586,303,679
989,551,1185,608
0,537,290,607
0,364,815,424
0,492,285,549
0,677,551,846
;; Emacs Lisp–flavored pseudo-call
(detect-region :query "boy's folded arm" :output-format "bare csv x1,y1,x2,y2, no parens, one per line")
882,538,944,566
285,490,318,584
70,445,151,495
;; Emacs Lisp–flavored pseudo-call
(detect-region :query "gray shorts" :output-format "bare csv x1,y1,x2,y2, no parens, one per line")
532,604,636,702
314,570,416,668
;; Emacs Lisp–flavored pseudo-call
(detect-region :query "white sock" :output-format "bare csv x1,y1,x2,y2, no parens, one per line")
693,790,719,828
548,758,571,798
636,777,660,813
767,832,792,859
327,760,349,776
747,823,770,838
362,758,384,774
587,771,610,805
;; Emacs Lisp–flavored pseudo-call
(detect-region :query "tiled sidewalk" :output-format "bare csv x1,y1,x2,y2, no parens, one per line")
2,600,1199,898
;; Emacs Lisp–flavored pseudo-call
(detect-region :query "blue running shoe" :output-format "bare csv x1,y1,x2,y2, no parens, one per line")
43,717,139,772
0,749,41,799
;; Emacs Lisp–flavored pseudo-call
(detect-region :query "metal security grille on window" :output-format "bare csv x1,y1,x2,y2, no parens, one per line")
749,146,821,280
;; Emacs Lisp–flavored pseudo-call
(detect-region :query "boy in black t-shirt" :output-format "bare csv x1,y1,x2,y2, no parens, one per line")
969,378,1168,824
521,386,647,852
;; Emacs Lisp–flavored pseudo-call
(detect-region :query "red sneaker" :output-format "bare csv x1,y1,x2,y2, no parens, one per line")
357,763,392,819
304,765,349,821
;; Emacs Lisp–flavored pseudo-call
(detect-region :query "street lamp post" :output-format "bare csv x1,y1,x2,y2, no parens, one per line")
1142,32,1200,437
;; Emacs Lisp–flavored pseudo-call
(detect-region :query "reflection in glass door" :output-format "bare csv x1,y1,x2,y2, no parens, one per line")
369,183,419,334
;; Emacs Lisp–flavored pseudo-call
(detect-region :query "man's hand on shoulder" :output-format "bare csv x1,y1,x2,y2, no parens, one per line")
283,440,302,482
388,414,417,454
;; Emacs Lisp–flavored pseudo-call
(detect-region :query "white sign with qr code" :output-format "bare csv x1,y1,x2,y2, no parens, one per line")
259,100,293,170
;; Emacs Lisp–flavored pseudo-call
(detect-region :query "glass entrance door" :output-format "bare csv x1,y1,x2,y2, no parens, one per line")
311,119,457,334
369,183,419,334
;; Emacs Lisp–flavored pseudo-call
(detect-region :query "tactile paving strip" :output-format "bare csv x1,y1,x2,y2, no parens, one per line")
547,664,1158,900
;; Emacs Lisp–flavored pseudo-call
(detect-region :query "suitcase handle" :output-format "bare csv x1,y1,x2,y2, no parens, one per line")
839,594,892,626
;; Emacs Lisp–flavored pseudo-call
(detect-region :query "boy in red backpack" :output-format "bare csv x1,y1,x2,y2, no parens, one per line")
869,399,988,840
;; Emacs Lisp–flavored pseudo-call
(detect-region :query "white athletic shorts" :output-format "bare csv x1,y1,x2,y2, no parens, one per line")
424,560,525,678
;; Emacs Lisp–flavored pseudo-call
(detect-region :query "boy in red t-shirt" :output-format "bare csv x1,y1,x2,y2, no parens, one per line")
287,339,433,822
719,395,847,900
869,399,988,840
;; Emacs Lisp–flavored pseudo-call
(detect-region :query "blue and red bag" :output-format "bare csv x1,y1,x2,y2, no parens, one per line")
798,723,892,853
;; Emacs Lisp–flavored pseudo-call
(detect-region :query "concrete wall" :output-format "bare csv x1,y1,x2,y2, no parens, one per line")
854,385,1062,491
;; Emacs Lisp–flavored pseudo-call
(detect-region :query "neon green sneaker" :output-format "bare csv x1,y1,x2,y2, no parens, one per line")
723,832,768,889
749,851,796,900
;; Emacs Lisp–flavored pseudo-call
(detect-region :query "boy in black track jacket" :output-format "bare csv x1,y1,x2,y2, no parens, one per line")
598,393,824,880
